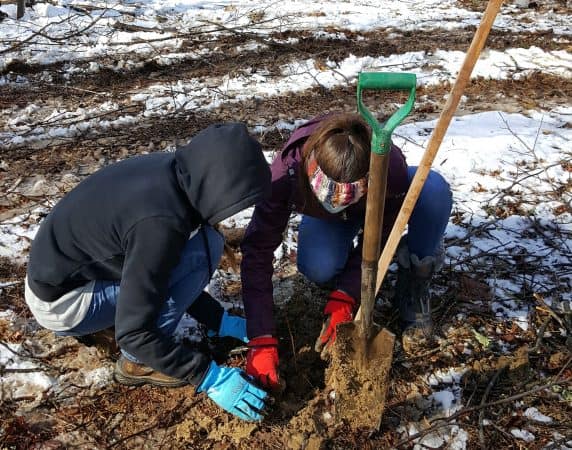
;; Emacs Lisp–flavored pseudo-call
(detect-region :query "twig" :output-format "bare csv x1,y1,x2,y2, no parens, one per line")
65,85,111,96
489,421,514,440
0,366,46,374
533,293,568,331
486,162,563,205
0,8,110,55
17,104,140,138
0,280,23,288
394,358,571,448
0,341,63,373
6,177,23,193
394,340,450,364
283,307,315,389
529,316,551,354
497,111,533,153
479,364,507,450
330,67,351,85
284,314,298,373
112,21,175,34
108,397,190,448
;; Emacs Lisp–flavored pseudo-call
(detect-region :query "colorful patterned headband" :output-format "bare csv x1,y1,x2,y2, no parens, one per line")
307,154,368,209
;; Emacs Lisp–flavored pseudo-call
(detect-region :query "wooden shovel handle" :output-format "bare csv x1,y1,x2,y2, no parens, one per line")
355,0,504,321
374,0,504,292
360,151,390,338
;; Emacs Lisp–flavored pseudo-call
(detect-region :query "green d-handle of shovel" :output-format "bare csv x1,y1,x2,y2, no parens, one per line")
357,72,417,154
356,72,416,339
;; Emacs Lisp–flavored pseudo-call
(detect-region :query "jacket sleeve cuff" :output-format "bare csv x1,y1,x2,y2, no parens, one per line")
186,354,213,386
186,291,225,331
247,336,278,348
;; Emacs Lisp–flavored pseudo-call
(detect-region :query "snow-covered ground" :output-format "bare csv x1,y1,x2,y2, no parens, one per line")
1,0,571,71
1,0,571,447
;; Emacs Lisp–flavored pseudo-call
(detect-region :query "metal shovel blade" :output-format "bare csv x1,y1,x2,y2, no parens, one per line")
328,322,395,429
325,71,411,430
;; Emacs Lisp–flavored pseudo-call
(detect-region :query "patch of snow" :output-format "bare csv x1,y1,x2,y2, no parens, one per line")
431,389,458,414
0,343,55,400
427,367,465,386
524,407,553,423
409,424,468,450
83,366,113,388
511,428,535,442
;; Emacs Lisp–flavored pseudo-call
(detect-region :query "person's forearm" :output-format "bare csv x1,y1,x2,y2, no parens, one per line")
336,245,362,301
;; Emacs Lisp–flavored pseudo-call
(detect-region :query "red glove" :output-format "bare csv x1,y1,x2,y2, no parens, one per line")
246,336,284,392
314,290,356,356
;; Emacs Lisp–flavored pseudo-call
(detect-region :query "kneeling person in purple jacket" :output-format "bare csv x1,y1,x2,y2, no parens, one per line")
25,123,271,422
241,113,453,392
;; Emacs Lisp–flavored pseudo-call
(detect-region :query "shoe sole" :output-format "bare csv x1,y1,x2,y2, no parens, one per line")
113,370,188,388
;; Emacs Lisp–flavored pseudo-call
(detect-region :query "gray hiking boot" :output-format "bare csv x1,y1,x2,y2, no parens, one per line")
394,242,443,353
114,356,188,388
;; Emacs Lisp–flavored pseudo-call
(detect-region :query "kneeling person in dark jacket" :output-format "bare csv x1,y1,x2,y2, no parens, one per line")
25,123,272,422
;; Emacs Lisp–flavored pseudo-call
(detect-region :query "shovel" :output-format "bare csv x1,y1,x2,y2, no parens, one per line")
329,0,504,430
328,72,416,430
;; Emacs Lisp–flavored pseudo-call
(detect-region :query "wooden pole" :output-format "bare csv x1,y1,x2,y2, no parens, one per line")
360,151,389,338
374,0,505,294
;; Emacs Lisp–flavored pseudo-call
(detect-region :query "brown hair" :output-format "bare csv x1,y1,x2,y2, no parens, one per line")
299,113,371,209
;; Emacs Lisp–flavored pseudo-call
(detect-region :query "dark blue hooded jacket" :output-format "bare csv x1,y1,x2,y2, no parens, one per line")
26,123,271,384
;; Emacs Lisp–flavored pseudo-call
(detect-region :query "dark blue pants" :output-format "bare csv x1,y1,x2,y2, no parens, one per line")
297,167,452,284
57,226,224,362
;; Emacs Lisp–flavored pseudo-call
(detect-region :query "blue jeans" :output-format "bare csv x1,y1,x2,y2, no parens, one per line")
57,226,224,362
297,167,452,284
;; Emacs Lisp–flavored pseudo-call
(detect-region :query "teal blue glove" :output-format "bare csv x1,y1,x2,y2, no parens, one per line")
209,311,248,343
197,361,268,421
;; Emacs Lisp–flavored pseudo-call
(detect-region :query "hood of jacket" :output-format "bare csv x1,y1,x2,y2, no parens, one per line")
175,123,271,225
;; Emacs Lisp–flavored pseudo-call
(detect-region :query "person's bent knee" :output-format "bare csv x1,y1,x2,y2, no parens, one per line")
419,170,453,215
298,260,337,285
424,169,451,193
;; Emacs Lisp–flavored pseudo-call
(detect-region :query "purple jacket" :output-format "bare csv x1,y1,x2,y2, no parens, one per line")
240,115,409,338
